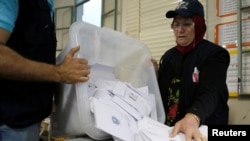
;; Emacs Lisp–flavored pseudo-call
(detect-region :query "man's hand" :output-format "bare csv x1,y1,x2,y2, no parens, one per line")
57,46,90,83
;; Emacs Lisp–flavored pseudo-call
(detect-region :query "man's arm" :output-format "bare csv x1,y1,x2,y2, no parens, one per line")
0,28,90,83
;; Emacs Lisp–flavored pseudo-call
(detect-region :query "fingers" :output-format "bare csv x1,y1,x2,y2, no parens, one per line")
79,75,90,82
57,60,90,84
170,123,206,141
58,45,91,83
151,58,157,64
169,123,181,138
170,117,207,141
76,58,88,65
199,134,207,141
67,46,80,58
190,133,207,141
182,126,207,141
71,60,90,82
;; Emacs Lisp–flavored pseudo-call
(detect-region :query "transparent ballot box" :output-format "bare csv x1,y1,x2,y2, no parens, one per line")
52,21,165,140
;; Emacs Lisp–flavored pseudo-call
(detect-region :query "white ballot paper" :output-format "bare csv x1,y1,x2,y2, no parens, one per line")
111,81,151,117
91,98,134,141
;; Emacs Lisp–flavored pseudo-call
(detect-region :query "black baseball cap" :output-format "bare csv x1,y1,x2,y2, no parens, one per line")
166,0,204,18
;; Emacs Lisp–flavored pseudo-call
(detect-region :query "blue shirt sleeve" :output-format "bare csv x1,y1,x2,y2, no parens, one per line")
0,0,19,33
0,0,54,33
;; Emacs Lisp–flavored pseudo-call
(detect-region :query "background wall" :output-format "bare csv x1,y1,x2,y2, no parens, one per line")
206,0,250,124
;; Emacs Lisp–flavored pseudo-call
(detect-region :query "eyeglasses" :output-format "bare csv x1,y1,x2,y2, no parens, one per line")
171,22,195,30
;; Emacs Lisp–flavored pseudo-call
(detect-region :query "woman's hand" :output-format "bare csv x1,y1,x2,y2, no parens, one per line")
151,58,158,76
170,113,207,141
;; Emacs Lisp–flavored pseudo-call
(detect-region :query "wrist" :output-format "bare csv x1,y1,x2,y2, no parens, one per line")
186,112,200,125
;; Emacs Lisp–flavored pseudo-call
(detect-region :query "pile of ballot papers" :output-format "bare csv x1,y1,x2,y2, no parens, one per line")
89,79,156,141
89,79,208,141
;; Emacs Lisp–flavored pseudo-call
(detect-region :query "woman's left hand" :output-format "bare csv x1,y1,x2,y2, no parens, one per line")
169,113,207,141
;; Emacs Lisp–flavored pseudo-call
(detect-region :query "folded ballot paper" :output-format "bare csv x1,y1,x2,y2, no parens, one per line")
90,80,208,141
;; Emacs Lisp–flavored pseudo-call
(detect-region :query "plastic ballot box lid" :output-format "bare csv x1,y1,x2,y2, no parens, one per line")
51,21,165,140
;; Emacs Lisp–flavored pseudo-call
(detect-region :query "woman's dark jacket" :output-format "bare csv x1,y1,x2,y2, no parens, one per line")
158,39,230,125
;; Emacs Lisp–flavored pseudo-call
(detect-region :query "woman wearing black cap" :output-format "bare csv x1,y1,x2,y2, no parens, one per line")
153,0,230,141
